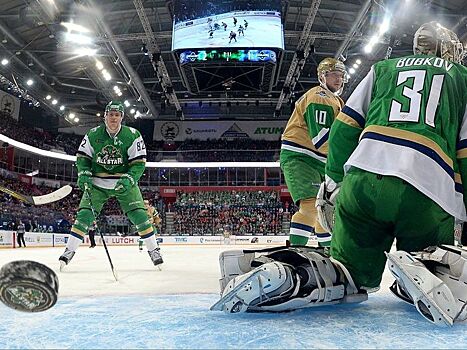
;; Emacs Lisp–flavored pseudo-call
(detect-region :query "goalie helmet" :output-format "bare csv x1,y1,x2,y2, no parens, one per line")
413,21,465,64
105,100,125,117
317,57,348,96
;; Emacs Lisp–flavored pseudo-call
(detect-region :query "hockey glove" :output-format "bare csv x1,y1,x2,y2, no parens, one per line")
316,175,341,233
77,171,93,192
114,174,135,194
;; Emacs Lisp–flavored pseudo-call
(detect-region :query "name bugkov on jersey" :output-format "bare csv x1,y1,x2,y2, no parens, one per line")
396,57,454,71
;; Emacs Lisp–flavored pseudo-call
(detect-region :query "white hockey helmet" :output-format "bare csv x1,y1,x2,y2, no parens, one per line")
413,22,466,63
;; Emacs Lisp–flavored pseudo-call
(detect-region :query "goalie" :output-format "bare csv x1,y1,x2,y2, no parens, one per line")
212,22,467,326
58,101,163,269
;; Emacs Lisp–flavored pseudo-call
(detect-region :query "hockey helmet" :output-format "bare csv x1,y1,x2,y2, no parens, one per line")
413,22,465,63
105,100,125,117
317,58,348,96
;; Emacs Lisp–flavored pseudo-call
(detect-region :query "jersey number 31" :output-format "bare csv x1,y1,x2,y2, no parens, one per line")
389,70,444,128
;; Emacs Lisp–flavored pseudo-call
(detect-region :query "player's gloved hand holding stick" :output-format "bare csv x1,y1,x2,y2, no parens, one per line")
77,170,93,192
84,183,118,281
114,174,135,195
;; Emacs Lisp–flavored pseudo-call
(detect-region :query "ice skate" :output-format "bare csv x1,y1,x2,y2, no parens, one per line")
148,248,163,269
59,248,75,271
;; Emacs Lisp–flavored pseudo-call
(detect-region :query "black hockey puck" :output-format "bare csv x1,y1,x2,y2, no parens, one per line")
0,260,59,312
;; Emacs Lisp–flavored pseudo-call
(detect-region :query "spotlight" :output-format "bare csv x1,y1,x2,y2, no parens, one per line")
130,108,135,114
356,59,362,65
59,105,65,111
141,43,148,56
1,58,8,65
52,99,58,105
124,100,130,107
46,95,51,100
69,113,75,118
26,79,33,86
96,112,101,117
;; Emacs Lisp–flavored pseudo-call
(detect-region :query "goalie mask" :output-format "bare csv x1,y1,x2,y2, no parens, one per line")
413,21,466,64
317,58,348,96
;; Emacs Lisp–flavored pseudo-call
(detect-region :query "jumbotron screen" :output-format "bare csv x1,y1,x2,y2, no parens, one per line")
172,0,284,51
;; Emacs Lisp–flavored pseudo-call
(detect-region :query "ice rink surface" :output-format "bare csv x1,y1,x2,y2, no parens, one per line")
1,245,467,349
173,15,284,50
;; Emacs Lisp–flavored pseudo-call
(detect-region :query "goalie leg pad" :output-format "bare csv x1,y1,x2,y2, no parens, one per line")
387,246,467,326
218,250,257,293
212,247,367,313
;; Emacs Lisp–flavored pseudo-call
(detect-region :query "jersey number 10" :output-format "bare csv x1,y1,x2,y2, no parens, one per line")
389,70,444,128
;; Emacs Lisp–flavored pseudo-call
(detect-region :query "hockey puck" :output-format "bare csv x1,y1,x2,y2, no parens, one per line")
0,260,59,312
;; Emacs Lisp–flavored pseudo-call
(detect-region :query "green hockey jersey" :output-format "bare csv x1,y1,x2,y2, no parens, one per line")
76,125,147,189
326,54,467,220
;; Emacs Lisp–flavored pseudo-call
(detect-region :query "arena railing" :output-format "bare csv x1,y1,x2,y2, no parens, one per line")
0,134,284,186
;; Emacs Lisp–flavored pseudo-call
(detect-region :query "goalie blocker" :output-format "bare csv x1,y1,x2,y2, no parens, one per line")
0,261,59,312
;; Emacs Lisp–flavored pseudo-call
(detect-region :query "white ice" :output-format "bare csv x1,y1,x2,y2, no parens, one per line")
1,245,467,349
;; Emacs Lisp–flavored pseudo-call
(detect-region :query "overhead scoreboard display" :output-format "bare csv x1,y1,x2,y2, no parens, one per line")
172,0,284,51
179,49,277,64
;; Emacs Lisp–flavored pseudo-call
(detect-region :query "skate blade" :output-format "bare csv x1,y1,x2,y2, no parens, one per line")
59,260,66,272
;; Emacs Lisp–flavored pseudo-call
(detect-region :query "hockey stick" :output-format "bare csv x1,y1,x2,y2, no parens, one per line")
84,184,118,281
0,184,72,205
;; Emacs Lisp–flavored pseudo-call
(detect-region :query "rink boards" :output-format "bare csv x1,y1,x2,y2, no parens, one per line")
0,230,295,248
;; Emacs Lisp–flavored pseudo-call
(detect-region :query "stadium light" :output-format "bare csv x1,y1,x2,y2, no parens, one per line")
46,95,51,100
95,60,104,70
349,68,356,74
65,32,93,45
124,100,130,107
59,105,65,111
60,21,91,33
26,79,34,86
356,59,362,65
1,58,8,65
52,99,58,105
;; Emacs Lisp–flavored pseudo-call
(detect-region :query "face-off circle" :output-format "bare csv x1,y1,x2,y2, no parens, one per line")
0,260,59,312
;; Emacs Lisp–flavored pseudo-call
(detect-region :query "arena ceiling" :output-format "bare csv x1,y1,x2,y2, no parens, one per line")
0,0,465,128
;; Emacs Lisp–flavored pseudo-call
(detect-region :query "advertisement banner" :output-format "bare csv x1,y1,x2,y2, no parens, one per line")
0,231,13,248
153,120,285,142
0,90,20,120
23,233,54,247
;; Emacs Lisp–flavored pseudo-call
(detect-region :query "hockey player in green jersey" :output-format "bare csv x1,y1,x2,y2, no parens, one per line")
212,23,467,327
320,21,466,290
280,57,346,247
59,101,163,269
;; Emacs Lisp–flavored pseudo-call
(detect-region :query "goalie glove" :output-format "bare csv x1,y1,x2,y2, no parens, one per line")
316,175,340,233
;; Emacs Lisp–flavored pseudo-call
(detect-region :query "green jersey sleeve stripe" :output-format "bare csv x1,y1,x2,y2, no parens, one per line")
342,106,365,128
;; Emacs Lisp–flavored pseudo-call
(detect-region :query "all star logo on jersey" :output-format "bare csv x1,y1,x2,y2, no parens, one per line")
96,145,123,170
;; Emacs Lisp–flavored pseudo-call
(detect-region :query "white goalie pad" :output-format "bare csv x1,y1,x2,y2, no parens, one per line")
387,246,467,326
218,250,256,293
212,248,368,313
